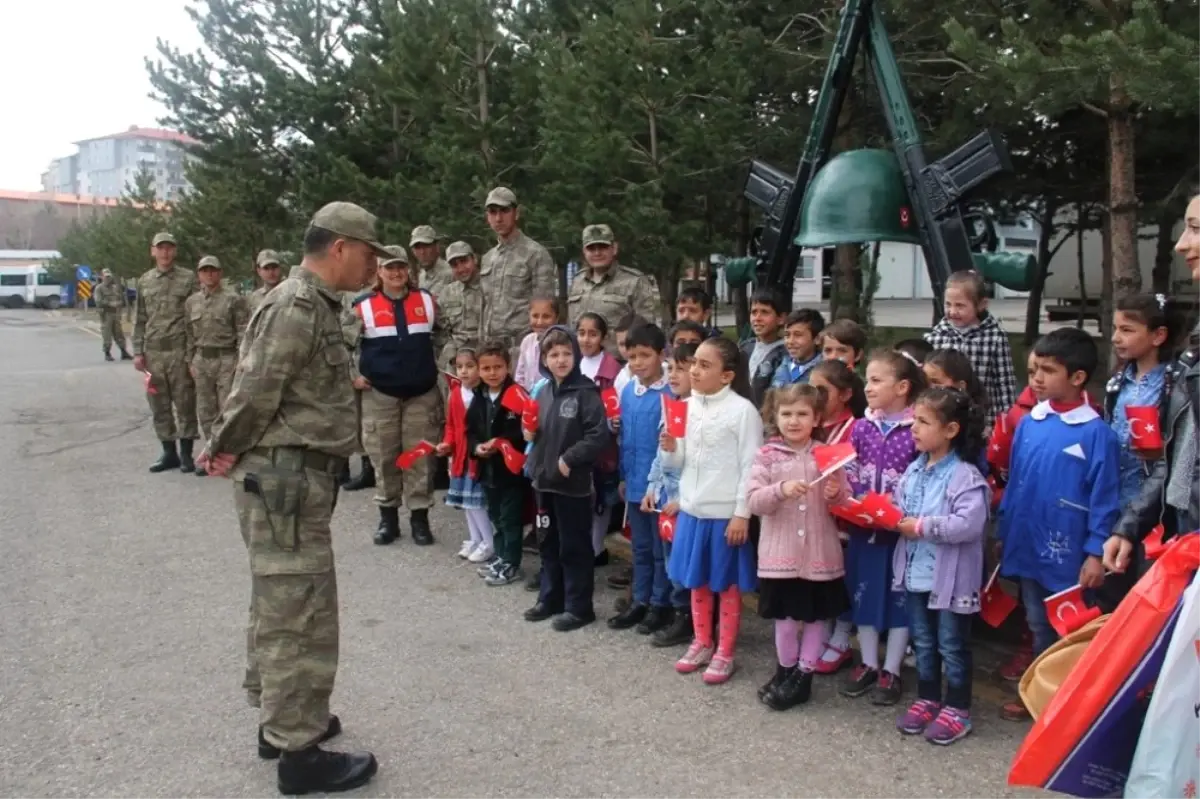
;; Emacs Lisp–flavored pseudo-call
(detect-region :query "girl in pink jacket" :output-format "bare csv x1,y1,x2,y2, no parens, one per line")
747,384,851,711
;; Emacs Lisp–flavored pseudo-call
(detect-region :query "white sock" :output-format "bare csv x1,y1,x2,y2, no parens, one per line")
821,620,853,662
466,508,493,549
883,628,910,676
857,625,881,670
591,506,612,556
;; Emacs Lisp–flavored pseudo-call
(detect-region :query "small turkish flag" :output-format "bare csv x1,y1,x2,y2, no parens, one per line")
979,565,1018,628
521,398,539,434
662,396,688,438
494,438,526,474
143,371,158,395
601,387,620,420
501,384,530,415
987,412,1012,471
658,513,676,542
860,492,903,529
1125,405,1163,451
1143,523,1168,561
442,369,461,392
829,496,877,528
1044,584,1101,637
811,442,856,480
395,440,435,470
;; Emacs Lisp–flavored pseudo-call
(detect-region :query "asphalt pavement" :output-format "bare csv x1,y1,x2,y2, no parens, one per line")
0,309,1039,798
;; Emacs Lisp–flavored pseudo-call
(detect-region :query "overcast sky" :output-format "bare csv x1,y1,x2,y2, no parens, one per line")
1,0,201,190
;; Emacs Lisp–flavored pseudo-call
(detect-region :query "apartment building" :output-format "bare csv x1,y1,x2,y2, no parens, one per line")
40,126,198,202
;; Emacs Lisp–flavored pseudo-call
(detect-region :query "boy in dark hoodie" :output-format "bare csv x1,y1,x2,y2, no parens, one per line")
523,326,610,631
466,341,530,586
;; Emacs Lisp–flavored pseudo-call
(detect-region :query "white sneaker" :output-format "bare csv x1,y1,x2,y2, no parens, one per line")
457,541,475,559
468,545,495,564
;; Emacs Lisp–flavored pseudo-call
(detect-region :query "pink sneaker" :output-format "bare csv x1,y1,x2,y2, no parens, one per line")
675,641,714,674
701,655,737,685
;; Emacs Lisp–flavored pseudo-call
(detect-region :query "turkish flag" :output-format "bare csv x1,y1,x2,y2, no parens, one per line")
662,396,688,438
601,387,620,420
860,491,903,529
521,398,539,434
501,384,530,415
442,370,461,393
811,442,856,479
987,412,1012,471
1142,523,1168,561
494,438,526,474
979,565,1018,628
1044,584,1101,637
396,440,435,470
829,496,877,528
658,513,677,542
1125,405,1163,450
143,371,158,395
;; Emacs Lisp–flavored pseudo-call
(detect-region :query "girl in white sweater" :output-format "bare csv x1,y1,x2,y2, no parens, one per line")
663,337,764,684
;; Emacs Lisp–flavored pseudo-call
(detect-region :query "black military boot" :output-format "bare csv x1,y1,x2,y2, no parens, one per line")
104,350,114,361
178,438,196,473
149,440,180,473
652,609,693,648
342,456,375,491
119,349,133,360
374,506,400,545
277,744,378,796
410,508,434,546
764,667,814,711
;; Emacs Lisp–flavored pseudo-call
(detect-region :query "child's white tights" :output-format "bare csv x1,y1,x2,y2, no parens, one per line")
591,505,612,556
856,624,910,675
465,508,494,550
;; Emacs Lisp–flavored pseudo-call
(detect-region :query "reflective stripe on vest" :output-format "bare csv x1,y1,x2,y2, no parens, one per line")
358,291,435,339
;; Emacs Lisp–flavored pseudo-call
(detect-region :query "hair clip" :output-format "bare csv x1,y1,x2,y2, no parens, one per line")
897,350,921,368
1155,293,1167,310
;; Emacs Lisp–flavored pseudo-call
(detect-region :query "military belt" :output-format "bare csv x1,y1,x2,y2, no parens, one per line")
198,346,237,358
249,446,348,476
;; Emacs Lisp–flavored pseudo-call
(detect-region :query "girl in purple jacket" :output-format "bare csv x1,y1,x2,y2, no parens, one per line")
892,387,989,746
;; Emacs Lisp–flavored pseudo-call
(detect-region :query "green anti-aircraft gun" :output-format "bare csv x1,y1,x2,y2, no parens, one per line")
723,0,1037,318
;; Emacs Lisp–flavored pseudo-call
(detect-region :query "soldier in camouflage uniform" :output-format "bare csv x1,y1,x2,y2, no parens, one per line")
408,225,453,301
133,231,200,473
438,241,485,369
479,187,558,352
247,249,285,318
197,202,382,795
94,268,132,361
186,255,250,473
567,224,661,354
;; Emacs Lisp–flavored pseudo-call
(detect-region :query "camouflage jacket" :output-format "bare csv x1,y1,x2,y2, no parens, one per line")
246,284,280,320
480,230,557,348
132,265,198,354
414,258,454,302
94,280,125,313
567,263,661,347
185,286,250,361
438,274,485,368
340,290,367,382
208,268,358,459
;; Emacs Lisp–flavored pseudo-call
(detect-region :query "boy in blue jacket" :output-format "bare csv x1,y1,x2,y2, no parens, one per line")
997,328,1119,673
610,322,672,633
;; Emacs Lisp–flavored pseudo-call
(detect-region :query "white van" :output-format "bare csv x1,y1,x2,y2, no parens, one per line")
0,266,63,309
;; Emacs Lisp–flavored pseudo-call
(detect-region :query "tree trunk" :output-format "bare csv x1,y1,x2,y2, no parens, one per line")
732,196,751,336
1108,82,1140,300
1024,196,1060,345
1076,220,1088,330
830,80,862,323
1153,204,1178,295
476,32,492,177
1099,212,1115,369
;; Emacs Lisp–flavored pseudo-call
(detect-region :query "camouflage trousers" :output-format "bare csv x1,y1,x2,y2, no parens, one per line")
192,352,237,441
235,448,342,752
98,311,127,353
144,348,197,441
362,385,439,510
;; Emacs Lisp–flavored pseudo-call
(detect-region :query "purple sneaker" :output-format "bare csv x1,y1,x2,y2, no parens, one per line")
925,706,972,746
897,699,941,735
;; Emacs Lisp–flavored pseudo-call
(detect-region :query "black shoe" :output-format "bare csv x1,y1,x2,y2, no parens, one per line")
839,665,880,698
104,351,114,361
410,509,434,545
636,606,672,635
552,612,596,632
524,568,543,592
607,602,647,630
277,744,378,796
195,466,208,477
119,351,133,360
758,663,789,701
869,670,903,706
342,457,375,491
149,440,180,473
178,438,196,473
259,716,342,760
651,611,693,648
523,602,561,622
765,667,814,711
606,567,632,589
594,549,610,567
374,506,400,545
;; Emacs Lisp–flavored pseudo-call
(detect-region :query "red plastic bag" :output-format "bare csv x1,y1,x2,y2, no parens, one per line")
1008,533,1200,797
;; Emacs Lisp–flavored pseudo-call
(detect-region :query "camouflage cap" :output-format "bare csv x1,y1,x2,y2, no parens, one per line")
484,186,517,209
582,224,615,247
197,255,222,270
379,245,409,267
255,249,282,268
101,268,113,277
151,231,177,246
446,241,475,262
307,201,389,256
409,225,438,246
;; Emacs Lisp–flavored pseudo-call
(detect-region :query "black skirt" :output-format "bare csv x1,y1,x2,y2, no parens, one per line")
757,577,850,622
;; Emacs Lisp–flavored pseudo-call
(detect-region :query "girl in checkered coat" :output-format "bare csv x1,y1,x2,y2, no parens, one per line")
924,271,1017,423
